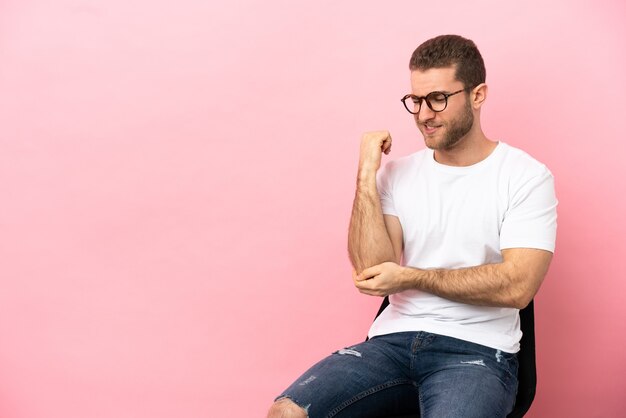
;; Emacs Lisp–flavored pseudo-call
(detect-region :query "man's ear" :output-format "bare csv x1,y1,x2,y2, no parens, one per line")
471,83,488,109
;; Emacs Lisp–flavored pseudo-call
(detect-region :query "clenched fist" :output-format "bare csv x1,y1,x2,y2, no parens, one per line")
359,130,392,172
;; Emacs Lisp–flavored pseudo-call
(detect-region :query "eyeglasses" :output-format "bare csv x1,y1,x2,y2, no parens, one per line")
401,89,467,114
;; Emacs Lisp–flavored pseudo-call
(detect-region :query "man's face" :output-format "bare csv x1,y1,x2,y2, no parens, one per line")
410,67,474,151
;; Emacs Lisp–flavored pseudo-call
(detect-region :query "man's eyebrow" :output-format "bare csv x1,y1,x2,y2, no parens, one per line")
412,90,449,97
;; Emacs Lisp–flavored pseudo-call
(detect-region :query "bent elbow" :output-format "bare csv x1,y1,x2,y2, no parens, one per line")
511,290,535,310
513,298,531,310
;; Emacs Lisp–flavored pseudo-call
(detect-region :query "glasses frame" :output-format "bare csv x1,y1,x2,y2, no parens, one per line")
401,88,469,115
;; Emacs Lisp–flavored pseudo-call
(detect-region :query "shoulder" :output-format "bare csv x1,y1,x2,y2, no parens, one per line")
377,149,428,191
382,148,430,176
496,142,553,180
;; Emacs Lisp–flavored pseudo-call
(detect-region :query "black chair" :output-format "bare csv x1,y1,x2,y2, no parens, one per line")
371,297,537,418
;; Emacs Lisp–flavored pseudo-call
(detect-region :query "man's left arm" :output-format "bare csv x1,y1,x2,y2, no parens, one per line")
353,247,553,309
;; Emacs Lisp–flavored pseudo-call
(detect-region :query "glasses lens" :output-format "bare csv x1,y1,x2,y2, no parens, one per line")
426,92,448,112
403,96,420,114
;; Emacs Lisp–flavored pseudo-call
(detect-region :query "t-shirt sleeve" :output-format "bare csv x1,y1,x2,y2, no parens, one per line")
500,166,558,252
376,163,398,217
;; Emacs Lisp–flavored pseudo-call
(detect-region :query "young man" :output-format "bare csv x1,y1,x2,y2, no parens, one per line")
267,34,557,418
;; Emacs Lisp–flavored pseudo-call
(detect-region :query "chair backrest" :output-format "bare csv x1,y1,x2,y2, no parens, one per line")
370,298,537,418
509,300,537,418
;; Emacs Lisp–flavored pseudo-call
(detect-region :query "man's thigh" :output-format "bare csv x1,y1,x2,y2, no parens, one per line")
275,333,420,418
415,335,519,418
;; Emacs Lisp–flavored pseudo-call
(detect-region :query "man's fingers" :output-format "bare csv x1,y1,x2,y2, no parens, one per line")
357,266,379,281
353,269,389,297
355,278,374,293
381,136,392,154
357,285,385,297
354,271,373,287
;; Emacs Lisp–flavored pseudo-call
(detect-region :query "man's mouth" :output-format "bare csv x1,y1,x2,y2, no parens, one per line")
422,123,442,134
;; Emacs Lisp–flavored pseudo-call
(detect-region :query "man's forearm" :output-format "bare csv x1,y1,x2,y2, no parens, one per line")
354,248,552,309
408,248,552,308
404,263,524,308
348,168,396,273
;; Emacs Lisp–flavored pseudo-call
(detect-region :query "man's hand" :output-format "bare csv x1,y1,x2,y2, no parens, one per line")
352,261,408,297
359,131,392,172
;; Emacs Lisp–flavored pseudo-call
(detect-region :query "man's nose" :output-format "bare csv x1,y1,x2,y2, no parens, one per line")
417,104,436,123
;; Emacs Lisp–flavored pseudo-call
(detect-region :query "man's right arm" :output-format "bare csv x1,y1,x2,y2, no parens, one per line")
348,131,403,274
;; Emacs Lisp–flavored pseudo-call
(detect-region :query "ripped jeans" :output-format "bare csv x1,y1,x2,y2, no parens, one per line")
275,331,518,418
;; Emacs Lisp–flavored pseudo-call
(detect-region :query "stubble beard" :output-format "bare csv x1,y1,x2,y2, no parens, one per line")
423,101,474,151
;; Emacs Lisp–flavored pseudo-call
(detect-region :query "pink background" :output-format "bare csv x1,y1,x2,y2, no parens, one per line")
1,0,625,417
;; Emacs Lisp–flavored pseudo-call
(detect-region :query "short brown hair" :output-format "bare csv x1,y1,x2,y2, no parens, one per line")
409,35,486,89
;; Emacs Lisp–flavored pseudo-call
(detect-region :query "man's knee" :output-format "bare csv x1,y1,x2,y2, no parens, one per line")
267,397,308,418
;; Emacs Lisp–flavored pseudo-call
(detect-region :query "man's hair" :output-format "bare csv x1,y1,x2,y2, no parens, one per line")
409,34,486,89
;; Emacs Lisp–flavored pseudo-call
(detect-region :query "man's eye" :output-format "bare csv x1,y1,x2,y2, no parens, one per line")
429,93,446,103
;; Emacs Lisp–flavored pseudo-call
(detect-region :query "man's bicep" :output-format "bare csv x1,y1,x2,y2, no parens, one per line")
383,215,403,264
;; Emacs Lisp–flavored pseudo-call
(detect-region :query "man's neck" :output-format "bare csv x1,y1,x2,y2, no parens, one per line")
433,131,497,167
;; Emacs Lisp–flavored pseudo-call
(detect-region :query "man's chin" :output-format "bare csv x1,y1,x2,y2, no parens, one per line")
423,135,443,151
426,139,464,153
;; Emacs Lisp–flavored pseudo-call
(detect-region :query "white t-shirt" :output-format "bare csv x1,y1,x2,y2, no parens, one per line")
368,142,557,353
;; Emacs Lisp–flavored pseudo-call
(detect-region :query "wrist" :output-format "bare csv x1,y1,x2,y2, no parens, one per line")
401,266,420,290
357,165,377,182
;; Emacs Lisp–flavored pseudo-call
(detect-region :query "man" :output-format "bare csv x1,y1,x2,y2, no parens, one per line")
267,34,557,418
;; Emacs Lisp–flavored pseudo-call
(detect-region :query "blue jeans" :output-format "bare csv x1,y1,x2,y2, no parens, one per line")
276,331,518,418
